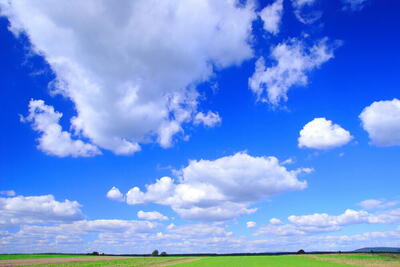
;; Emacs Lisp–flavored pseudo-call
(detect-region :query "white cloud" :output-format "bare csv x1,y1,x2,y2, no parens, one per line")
0,194,83,227
255,207,400,238
259,0,283,35
4,221,400,253
2,195,400,253
106,187,125,202
173,203,257,222
288,209,366,227
252,226,400,252
291,0,321,24
167,223,231,238
137,210,168,221
194,111,221,127
70,219,157,234
145,223,239,254
0,193,160,253
298,118,353,149
126,176,174,205
269,218,283,225
249,38,337,106
281,158,294,165
246,221,256,228
0,219,158,253
342,0,368,10
167,223,175,230
359,99,400,146
1,0,256,155
0,190,16,197
358,199,399,210
256,223,308,236
288,208,400,227
358,199,382,210
21,99,101,157
2,195,400,254
1,220,241,254
118,152,309,221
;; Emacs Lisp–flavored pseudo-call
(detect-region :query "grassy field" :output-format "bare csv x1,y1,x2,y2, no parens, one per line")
27,257,199,266
0,255,352,266
1,253,399,266
173,255,353,267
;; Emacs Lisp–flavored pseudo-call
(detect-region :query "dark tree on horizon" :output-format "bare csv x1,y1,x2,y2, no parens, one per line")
297,249,305,254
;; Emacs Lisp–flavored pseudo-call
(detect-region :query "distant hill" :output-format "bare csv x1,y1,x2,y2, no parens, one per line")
354,247,400,253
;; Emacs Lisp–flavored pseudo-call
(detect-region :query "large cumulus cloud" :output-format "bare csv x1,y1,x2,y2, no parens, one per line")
110,152,310,221
1,0,255,155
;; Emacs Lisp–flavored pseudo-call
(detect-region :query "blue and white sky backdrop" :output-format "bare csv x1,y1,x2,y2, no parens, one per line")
1,0,400,254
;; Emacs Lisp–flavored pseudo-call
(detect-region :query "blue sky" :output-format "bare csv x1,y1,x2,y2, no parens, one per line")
1,0,400,254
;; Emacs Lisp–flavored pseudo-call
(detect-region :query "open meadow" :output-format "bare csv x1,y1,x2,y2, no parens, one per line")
1,253,399,266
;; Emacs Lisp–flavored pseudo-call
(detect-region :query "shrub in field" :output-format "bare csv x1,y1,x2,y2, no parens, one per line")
297,249,306,254
160,251,167,256
152,250,159,256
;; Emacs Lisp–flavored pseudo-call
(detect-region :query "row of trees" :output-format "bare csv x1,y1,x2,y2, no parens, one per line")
152,250,167,256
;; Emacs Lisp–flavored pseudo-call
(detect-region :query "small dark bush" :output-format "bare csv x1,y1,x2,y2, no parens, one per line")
160,251,167,256
297,249,305,254
91,251,99,255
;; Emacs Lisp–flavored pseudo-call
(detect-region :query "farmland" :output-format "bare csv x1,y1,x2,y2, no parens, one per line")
0,255,198,266
1,253,399,266
0,254,94,260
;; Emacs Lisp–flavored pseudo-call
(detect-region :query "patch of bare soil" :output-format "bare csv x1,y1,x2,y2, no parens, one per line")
154,257,201,266
0,256,140,266
305,255,400,267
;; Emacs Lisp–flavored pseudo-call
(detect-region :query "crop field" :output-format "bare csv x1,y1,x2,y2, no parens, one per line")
0,256,198,266
0,253,399,266
309,253,400,266
0,254,94,260
174,255,352,266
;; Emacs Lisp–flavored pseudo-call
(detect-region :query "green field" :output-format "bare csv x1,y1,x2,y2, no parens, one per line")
22,257,199,267
1,254,400,266
173,256,353,267
0,255,353,266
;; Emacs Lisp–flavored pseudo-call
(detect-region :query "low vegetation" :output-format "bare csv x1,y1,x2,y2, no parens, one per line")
32,257,200,266
309,253,400,267
0,254,93,260
173,255,351,267
1,253,399,266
